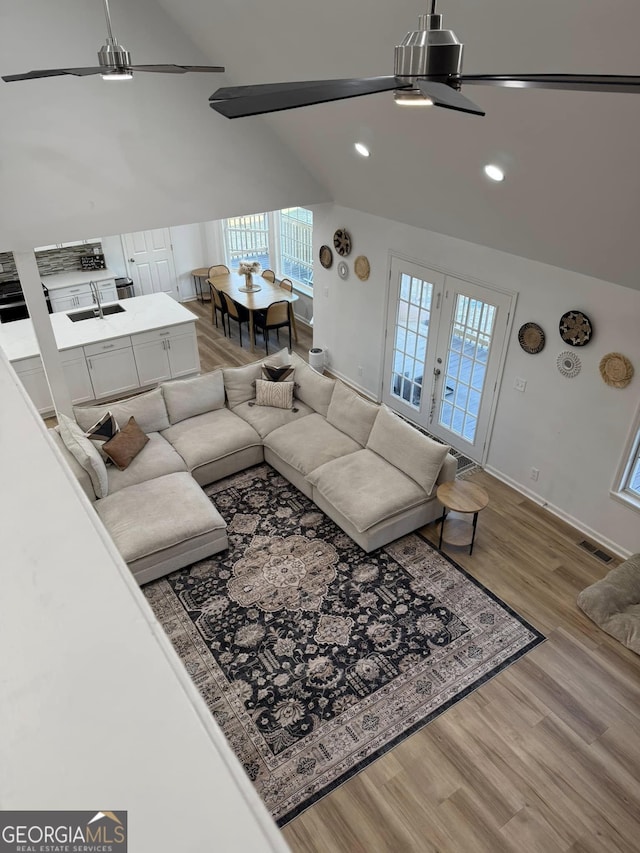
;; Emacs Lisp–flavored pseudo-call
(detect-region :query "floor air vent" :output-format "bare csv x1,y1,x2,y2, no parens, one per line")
578,540,614,563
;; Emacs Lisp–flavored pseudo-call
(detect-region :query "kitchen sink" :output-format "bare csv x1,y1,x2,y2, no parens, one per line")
67,304,126,322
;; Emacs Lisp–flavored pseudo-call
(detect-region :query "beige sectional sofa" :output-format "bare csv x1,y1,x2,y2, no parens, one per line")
49,347,456,583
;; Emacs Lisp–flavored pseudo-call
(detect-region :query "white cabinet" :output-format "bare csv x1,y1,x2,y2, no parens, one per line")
35,239,101,251
85,337,140,399
49,279,117,313
12,356,53,414
132,324,199,386
60,347,94,404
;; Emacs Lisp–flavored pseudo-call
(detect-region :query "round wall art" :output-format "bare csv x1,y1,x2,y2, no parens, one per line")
559,310,593,346
599,352,634,388
337,260,349,280
319,245,333,269
354,255,370,281
333,228,352,256
557,350,581,378
518,322,545,354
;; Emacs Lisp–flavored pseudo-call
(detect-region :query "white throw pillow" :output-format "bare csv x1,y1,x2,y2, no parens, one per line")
58,413,109,499
254,378,294,409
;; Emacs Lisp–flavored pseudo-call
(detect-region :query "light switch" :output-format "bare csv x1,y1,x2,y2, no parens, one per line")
514,377,527,392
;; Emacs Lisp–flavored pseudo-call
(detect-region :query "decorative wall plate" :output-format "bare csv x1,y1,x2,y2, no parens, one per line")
333,228,352,256
337,260,349,280
354,255,370,281
559,310,593,346
319,245,333,269
557,351,581,378
517,322,545,354
599,352,634,388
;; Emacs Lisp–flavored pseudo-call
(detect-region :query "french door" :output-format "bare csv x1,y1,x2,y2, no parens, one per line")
122,228,180,300
382,257,513,463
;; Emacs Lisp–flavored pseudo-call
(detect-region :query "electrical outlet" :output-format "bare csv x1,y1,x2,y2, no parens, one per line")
530,467,539,481
514,377,527,392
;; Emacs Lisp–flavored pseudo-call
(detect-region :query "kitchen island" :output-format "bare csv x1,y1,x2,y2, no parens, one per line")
0,292,200,413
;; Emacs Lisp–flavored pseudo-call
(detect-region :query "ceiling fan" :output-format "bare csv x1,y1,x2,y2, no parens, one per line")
2,0,224,83
209,1,640,119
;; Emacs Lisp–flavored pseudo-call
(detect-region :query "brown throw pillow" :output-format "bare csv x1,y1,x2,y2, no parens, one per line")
262,364,294,382
102,416,149,470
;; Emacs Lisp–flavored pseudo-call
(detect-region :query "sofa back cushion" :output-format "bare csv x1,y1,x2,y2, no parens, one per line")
57,413,109,499
162,369,225,424
223,347,290,409
74,387,170,435
288,352,336,417
367,406,451,495
326,381,380,446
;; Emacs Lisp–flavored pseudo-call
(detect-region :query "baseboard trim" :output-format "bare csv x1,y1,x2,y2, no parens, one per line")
484,465,630,560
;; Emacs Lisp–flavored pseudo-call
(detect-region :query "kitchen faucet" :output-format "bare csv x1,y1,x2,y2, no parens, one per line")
89,281,104,319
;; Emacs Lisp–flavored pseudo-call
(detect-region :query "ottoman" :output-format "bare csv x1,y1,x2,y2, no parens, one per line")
95,472,228,585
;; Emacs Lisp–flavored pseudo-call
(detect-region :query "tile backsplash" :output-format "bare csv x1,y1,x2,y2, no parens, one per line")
0,243,103,284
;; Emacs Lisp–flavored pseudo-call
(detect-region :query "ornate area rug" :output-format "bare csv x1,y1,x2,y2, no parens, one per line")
145,465,543,826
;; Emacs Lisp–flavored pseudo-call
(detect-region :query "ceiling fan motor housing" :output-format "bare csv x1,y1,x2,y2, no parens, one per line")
98,39,131,71
394,13,463,90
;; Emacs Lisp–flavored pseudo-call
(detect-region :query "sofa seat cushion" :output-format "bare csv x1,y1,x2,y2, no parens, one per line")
232,398,315,438
161,407,262,472
107,432,188,495
95,472,226,564
308,449,430,534
264,413,361,476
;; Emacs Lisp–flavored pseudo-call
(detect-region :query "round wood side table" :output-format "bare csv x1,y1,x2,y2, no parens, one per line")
436,480,489,555
191,267,212,303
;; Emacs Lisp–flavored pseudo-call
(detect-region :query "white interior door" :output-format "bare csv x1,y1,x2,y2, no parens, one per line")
122,228,180,300
383,258,513,463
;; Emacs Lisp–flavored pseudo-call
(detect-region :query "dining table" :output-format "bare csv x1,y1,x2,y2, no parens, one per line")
207,272,299,353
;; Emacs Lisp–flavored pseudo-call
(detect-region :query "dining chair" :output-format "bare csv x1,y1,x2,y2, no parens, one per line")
253,300,292,354
261,269,276,283
208,264,230,277
279,278,293,292
221,291,251,348
208,280,228,335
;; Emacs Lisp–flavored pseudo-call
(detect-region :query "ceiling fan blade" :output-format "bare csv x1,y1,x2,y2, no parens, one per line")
461,73,640,94
131,64,225,73
210,76,407,118
415,80,485,116
2,67,105,81
212,79,375,101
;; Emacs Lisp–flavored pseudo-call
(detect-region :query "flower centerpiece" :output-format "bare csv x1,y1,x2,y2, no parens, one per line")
237,259,262,290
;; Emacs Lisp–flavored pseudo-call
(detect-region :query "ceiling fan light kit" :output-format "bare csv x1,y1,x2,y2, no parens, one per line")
208,0,640,120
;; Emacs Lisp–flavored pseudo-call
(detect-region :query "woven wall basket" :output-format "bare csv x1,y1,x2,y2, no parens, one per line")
599,352,634,388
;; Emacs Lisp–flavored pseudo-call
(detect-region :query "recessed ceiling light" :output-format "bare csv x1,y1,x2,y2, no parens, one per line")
354,142,370,157
484,164,505,182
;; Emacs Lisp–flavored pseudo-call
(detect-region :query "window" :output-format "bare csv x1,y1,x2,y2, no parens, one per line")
613,407,640,510
223,213,270,270
221,207,314,291
279,207,314,286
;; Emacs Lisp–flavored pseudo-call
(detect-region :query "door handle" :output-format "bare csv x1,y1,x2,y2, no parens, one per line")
129,258,136,262
434,368,441,376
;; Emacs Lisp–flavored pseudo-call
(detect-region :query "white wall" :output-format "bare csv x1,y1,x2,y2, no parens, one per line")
311,203,640,557
0,0,328,251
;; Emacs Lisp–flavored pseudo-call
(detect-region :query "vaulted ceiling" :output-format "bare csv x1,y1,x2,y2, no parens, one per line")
3,1,640,292
156,0,640,292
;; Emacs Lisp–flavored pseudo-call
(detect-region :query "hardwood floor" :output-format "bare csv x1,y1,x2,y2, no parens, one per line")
193,301,640,852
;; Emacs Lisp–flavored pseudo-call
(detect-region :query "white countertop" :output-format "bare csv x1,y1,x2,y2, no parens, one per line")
0,293,198,362
42,268,118,290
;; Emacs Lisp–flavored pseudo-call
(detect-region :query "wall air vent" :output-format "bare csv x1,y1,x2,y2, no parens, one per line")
578,540,614,564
